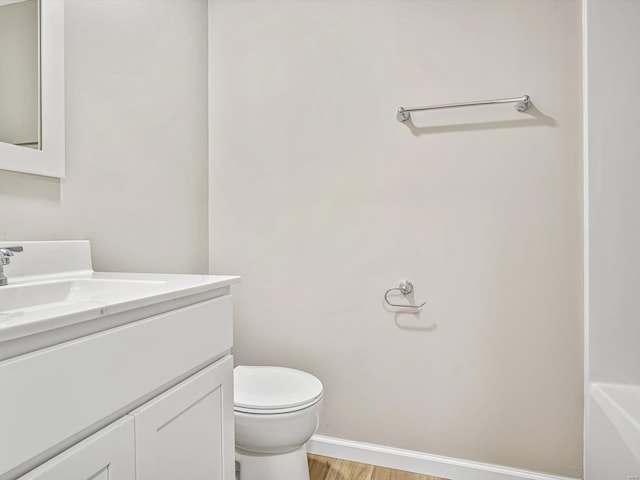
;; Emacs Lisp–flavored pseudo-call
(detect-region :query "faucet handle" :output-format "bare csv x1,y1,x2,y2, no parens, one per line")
0,246,22,286
0,246,23,256
0,246,23,265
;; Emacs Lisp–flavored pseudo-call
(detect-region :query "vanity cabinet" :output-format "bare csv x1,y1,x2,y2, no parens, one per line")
1,290,236,480
17,356,233,480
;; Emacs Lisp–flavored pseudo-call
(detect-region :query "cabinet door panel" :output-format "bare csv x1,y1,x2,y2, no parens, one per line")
18,417,134,480
132,355,234,480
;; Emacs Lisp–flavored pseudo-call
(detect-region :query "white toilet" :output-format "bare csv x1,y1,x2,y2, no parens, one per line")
233,366,323,480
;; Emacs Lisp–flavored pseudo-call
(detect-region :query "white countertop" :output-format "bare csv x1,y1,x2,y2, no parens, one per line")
0,241,239,344
0,271,239,343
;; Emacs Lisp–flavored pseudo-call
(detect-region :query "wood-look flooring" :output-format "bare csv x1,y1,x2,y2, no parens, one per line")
308,454,448,480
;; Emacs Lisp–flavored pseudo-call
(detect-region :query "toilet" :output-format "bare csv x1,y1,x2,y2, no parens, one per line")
233,366,323,480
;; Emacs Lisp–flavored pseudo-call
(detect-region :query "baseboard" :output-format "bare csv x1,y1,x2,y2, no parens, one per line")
307,435,580,480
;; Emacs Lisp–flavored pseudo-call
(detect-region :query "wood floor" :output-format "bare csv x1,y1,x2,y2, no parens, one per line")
308,454,448,480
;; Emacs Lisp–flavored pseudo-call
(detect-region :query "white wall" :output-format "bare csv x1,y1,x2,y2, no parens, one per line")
0,0,209,274
585,0,640,477
209,0,583,477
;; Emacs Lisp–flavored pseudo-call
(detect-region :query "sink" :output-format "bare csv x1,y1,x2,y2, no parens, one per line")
0,278,163,312
0,240,239,349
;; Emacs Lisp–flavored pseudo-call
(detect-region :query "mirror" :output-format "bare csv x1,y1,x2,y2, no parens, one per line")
0,0,39,149
0,0,64,178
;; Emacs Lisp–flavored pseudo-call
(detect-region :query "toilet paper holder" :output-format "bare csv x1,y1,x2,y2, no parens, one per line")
384,280,426,309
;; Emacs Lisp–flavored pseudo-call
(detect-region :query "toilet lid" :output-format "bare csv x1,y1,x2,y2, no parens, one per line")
234,366,323,413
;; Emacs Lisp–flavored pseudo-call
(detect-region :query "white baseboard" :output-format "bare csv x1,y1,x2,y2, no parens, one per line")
307,435,580,480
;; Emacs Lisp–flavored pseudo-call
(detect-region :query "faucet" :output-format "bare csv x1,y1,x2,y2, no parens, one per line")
0,246,23,286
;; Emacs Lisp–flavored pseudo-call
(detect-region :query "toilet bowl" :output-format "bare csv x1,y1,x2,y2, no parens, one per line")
234,366,323,480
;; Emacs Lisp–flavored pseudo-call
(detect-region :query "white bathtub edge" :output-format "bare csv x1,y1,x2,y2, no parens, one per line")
590,382,640,464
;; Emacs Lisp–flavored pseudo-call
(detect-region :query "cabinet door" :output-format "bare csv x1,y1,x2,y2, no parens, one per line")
132,355,234,480
18,417,135,480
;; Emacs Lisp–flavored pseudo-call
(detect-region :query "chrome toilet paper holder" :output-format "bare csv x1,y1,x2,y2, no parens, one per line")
384,280,426,309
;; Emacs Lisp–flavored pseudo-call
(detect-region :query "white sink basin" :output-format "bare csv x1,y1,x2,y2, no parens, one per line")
0,240,239,349
0,278,163,312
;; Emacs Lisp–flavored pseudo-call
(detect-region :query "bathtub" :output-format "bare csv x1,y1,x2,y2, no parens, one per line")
586,383,640,478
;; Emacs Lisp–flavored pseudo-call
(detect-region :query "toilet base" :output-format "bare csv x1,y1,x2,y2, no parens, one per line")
236,446,310,480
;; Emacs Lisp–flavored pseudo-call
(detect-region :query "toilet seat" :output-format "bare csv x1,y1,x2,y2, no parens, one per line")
234,366,323,415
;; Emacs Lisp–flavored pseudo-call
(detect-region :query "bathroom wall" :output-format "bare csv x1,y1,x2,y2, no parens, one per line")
209,0,583,477
585,0,640,477
0,0,209,274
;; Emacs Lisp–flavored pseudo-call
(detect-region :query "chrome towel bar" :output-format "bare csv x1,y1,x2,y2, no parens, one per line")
397,95,531,122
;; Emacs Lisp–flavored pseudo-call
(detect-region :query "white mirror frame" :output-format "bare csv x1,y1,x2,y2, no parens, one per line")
0,0,64,178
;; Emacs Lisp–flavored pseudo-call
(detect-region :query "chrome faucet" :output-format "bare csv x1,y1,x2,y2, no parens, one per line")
0,246,23,286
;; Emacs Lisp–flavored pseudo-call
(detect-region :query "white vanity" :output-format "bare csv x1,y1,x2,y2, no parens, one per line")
0,241,239,480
